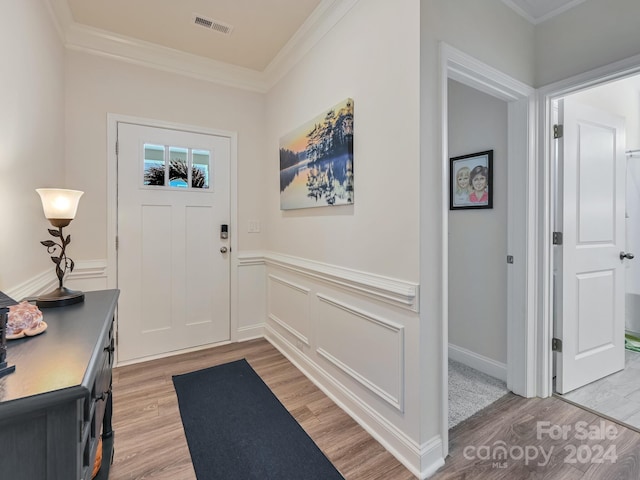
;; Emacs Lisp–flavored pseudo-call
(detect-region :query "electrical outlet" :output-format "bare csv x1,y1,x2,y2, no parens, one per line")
248,220,260,233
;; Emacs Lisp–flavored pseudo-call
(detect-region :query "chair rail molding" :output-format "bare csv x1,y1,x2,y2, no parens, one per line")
5,259,108,302
257,252,419,312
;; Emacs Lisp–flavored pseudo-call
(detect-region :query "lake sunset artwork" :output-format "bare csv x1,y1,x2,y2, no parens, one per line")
279,98,354,210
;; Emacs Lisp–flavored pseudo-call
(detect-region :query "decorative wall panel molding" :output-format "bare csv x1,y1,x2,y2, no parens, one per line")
316,294,405,411
236,258,266,340
267,274,311,346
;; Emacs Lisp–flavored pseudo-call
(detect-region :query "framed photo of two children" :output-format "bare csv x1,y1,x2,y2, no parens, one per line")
449,150,493,210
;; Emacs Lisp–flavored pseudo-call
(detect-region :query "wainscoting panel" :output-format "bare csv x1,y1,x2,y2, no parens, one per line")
316,294,404,411
236,258,266,341
262,253,424,477
268,274,311,346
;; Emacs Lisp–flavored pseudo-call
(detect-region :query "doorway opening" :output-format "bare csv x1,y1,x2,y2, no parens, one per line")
447,78,509,429
439,43,537,456
549,73,640,432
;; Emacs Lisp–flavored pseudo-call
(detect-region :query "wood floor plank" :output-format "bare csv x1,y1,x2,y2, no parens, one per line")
433,394,640,479
109,339,412,480
108,339,640,480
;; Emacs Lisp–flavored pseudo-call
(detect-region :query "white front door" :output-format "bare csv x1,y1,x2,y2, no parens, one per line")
555,97,626,394
117,122,231,362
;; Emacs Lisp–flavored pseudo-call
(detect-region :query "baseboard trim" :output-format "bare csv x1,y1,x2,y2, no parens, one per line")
420,436,446,479
448,343,507,382
236,324,265,342
115,339,232,368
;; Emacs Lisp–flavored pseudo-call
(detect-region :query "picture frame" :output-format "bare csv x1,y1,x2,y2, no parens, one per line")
449,150,493,210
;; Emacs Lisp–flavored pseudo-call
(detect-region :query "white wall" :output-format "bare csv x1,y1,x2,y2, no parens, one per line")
264,0,426,475
65,51,267,262
448,79,508,366
535,0,640,87
423,0,535,86
420,0,534,468
0,0,66,292
265,0,420,281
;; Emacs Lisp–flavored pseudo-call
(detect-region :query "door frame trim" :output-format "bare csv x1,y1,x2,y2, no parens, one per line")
106,114,239,361
538,53,640,397
438,43,536,456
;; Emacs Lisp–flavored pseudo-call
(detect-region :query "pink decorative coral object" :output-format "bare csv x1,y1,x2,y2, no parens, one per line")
7,301,44,337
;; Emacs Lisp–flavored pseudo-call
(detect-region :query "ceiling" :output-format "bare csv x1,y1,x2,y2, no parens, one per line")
58,0,587,76
65,0,323,71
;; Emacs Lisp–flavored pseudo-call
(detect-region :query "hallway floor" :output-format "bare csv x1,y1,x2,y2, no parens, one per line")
559,349,640,432
448,359,507,429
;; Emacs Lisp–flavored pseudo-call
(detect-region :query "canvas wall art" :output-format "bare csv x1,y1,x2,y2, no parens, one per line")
279,98,354,210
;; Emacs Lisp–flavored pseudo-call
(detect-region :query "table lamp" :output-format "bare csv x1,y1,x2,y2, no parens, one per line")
35,188,85,308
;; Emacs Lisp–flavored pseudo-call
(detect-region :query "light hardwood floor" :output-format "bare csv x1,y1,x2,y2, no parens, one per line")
109,338,415,480
108,338,640,480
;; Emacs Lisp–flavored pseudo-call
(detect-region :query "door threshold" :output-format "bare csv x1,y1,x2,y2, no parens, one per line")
553,392,640,435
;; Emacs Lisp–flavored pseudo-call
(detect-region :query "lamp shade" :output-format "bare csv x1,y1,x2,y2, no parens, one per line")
36,189,84,221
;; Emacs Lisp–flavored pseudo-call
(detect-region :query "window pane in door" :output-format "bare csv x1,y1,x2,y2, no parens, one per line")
144,144,165,186
169,146,188,188
192,150,210,189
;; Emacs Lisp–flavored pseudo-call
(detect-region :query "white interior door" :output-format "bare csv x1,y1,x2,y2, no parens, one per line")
555,97,626,394
117,122,231,363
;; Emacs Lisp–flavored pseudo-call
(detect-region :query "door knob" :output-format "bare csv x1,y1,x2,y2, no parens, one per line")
220,246,228,253
620,251,635,260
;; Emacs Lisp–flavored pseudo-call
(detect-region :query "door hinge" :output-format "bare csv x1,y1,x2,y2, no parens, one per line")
115,236,119,250
507,255,514,264
552,337,563,352
115,330,118,346
553,232,563,245
553,124,563,139
115,140,119,155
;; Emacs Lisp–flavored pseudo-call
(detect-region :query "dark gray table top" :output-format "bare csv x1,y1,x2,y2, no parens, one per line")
0,289,119,412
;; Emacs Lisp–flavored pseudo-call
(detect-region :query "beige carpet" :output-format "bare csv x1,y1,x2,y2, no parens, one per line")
448,359,508,429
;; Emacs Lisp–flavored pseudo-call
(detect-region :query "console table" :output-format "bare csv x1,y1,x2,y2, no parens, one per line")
0,289,119,480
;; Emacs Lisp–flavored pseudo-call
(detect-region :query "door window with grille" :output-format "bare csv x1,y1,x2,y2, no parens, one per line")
143,144,211,190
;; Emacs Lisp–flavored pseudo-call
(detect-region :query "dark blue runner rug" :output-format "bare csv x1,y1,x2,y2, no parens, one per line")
172,359,345,480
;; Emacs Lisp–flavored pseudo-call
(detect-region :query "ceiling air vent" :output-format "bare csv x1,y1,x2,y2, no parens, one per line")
192,14,233,36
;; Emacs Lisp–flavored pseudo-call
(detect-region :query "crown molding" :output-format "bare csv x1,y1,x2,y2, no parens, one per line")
44,0,359,93
262,0,361,89
64,22,267,92
501,0,587,25
44,0,73,40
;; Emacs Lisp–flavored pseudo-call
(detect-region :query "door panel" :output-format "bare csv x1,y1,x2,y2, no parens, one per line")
556,98,626,394
117,123,231,362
